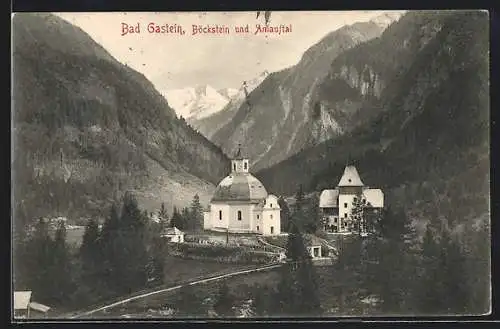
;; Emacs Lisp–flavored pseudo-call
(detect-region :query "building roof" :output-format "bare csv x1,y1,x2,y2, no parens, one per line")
29,302,51,313
211,173,268,202
319,189,339,208
162,227,184,236
338,166,364,187
362,188,384,208
14,291,32,310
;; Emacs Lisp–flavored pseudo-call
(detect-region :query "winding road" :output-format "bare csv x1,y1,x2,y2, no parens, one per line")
70,262,282,319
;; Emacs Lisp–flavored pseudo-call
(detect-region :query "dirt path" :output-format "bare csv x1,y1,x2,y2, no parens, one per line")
70,262,282,319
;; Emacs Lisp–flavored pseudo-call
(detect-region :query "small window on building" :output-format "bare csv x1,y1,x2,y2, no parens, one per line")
257,225,259,231
257,215,259,219
344,203,347,208
244,162,247,170
270,203,272,207
348,179,352,183
238,211,242,221
344,213,348,218
219,210,222,220
270,214,273,219
233,164,236,171
270,226,274,234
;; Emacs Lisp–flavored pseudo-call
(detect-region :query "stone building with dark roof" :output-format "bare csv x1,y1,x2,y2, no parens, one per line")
319,165,384,233
203,146,281,235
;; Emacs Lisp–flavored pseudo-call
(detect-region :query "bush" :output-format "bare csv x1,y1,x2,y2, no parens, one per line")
169,242,280,265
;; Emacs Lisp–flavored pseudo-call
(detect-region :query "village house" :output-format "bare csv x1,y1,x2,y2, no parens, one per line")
319,165,384,234
160,227,185,243
203,146,281,236
305,234,325,259
14,291,51,319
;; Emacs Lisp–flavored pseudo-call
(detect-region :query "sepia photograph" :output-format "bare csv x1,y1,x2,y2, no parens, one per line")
11,10,490,320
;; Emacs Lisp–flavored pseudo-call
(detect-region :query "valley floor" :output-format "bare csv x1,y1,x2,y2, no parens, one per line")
75,264,377,319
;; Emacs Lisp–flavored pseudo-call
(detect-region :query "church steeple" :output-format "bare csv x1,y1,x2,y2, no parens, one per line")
231,144,249,173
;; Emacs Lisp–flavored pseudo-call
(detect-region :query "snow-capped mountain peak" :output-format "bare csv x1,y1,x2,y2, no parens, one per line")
370,12,404,29
164,72,270,121
164,84,230,120
217,87,239,99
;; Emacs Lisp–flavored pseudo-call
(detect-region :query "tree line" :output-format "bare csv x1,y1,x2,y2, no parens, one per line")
332,194,490,315
15,192,190,310
206,185,490,317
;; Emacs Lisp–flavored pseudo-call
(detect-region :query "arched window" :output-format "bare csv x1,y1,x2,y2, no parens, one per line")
238,211,242,221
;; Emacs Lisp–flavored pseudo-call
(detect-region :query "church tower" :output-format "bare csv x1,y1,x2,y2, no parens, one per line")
231,144,249,174
337,165,364,231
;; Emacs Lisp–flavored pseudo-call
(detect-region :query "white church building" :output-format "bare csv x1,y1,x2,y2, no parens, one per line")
319,165,384,233
203,147,281,236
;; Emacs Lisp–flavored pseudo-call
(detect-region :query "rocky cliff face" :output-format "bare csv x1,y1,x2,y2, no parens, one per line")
12,13,230,223
210,17,398,170
257,11,489,230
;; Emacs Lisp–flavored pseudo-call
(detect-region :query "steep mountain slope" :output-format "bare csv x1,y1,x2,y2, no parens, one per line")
12,13,230,224
257,11,489,230
189,71,269,139
164,85,230,120
210,14,402,171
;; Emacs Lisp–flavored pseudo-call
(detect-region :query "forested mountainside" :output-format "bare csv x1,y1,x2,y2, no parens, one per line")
257,11,489,232
12,13,230,225
210,17,399,171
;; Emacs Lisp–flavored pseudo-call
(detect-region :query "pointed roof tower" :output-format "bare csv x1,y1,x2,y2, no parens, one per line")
338,165,364,187
234,143,245,160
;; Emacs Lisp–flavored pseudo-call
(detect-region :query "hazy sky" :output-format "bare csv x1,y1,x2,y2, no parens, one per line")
57,11,402,91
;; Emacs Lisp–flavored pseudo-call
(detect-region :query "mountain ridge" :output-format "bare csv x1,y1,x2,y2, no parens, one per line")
13,13,230,223
256,11,489,231
208,16,400,171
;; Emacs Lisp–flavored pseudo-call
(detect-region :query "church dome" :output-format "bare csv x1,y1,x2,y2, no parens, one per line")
211,173,268,202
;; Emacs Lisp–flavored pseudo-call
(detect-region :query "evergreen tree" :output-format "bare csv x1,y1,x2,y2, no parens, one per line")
78,218,102,299
304,194,320,233
116,192,149,293
190,194,203,231
278,197,291,232
462,219,490,314
277,218,322,316
213,282,235,317
51,220,74,304
294,184,305,213
146,236,166,286
158,202,169,228
350,196,368,235
100,193,149,295
24,219,55,304
374,208,418,313
170,206,181,228
100,203,120,291
438,226,469,314
180,207,191,230
416,224,441,314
